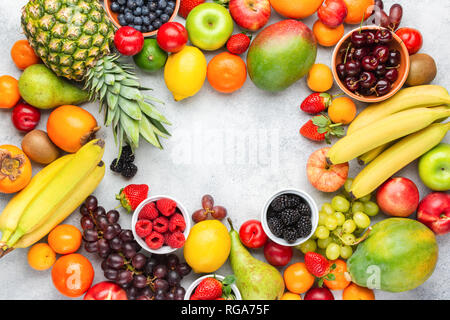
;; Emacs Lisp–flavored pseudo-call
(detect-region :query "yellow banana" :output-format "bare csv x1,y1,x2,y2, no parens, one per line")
348,85,450,135
6,139,105,247
13,161,105,249
350,123,450,199
327,106,450,164
0,155,74,245
357,142,395,165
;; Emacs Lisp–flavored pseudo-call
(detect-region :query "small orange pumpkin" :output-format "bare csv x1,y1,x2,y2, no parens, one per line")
0,145,32,194
47,105,100,153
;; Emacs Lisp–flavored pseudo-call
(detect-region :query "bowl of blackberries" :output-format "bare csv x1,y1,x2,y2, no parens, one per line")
262,189,318,247
332,26,410,103
105,0,180,37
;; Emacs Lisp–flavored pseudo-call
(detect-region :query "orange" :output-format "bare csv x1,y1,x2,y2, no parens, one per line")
328,97,357,125
343,0,375,24
270,0,324,19
343,283,375,300
51,253,94,298
207,52,247,94
27,243,56,271
283,262,315,294
280,292,302,300
0,75,20,109
11,40,40,70
313,20,345,47
48,224,82,255
307,64,333,92
0,145,32,194
47,105,99,153
323,259,351,290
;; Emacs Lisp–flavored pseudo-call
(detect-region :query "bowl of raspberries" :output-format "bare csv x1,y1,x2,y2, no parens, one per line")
262,189,318,247
132,195,190,254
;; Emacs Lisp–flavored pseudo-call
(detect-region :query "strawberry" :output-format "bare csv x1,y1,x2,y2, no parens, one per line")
116,184,149,213
300,93,332,114
226,33,251,55
299,114,344,144
305,252,330,278
193,278,223,300
179,0,205,19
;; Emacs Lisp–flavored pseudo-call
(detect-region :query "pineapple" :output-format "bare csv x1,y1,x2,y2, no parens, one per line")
21,0,170,154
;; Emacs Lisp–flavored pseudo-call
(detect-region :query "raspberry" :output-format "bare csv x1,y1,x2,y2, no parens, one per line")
135,219,153,238
153,216,169,233
138,202,159,220
166,231,185,248
145,231,164,250
169,213,186,233
156,198,177,216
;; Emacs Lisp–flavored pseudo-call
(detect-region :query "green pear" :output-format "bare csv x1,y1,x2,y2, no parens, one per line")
18,64,89,109
228,218,285,300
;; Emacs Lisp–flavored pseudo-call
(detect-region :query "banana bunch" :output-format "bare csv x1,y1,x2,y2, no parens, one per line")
0,139,106,256
326,85,450,199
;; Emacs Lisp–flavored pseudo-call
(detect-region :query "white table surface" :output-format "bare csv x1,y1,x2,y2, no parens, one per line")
0,0,448,300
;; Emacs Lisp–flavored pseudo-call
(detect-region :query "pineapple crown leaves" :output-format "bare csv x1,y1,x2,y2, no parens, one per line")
312,114,345,144
84,55,171,157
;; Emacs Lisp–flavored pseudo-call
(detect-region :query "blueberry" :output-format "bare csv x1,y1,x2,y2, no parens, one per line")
148,25,155,32
152,19,162,29
125,12,134,23
134,24,142,32
119,6,125,13
134,16,143,25
160,13,169,23
118,15,127,26
111,1,121,12
167,0,175,7
155,9,162,16
127,0,137,9
148,2,157,11
141,26,149,33
141,6,149,15
124,7,132,14
136,0,144,6
164,6,174,15
142,16,151,26
133,7,142,15
118,0,126,4
157,0,167,9
148,12,156,21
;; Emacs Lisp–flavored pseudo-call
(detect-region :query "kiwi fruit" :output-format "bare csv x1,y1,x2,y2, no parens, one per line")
22,130,60,164
406,53,437,86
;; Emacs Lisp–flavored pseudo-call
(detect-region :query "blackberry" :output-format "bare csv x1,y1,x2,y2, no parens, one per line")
297,216,312,238
267,207,279,219
283,227,298,244
280,208,301,226
122,163,138,178
297,203,312,217
267,217,284,237
270,194,289,212
287,194,302,208
110,158,124,173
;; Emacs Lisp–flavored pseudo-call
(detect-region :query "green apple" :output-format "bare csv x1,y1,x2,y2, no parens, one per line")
186,3,234,51
418,143,450,191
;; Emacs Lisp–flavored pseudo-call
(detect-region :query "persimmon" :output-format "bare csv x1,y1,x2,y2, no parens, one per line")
0,145,32,194
11,40,40,70
0,75,21,109
47,105,100,153
48,224,82,255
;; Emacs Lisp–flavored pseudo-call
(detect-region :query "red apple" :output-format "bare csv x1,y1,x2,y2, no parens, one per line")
318,0,348,28
376,177,420,217
307,147,349,192
263,240,293,267
229,0,271,32
417,192,450,235
304,287,335,300
84,281,127,300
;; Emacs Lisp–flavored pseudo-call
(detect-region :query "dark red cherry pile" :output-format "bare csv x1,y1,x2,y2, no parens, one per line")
336,28,401,97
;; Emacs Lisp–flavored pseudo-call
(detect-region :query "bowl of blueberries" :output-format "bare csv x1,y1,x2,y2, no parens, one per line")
105,0,180,37
332,25,410,103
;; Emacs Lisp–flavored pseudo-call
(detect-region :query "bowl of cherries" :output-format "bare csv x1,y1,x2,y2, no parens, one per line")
332,26,410,103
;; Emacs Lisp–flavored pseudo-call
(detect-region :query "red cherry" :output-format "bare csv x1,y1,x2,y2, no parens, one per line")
114,26,144,56
11,102,41,132
156,22,188,53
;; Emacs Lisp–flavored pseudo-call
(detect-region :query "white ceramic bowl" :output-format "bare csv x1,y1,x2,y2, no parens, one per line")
131,195,191,255
184,274,242,300
261,188,319,247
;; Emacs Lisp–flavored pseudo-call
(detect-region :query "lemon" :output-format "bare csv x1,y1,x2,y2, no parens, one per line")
164,46,207,101
183,220,231,273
